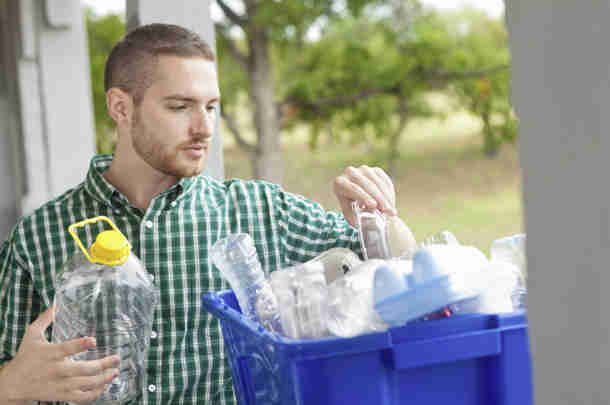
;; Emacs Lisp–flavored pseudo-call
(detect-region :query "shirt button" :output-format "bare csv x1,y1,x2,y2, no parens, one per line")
114,210,121,214
148,384,156,392
151,331,157,339
145,220,153,229
170,201,177,208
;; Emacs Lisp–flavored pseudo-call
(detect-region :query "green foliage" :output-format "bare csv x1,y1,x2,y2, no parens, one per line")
445,9,517,156
216,0,516,166
85,9,125,154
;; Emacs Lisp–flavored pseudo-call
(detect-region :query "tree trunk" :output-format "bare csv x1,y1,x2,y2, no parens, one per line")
387,100,410,177
246,26,283,183
482,107,500,158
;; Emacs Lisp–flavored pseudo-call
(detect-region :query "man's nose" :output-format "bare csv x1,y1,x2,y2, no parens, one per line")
191,106,214,138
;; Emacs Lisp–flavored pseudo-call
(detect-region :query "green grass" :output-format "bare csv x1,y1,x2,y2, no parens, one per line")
222,108,523,256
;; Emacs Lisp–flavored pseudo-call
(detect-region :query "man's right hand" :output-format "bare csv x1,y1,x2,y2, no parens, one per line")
0,306,120,404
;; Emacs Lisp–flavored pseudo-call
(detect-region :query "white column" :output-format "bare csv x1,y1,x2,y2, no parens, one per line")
37,0,96,199
506,2,610,404
0,0,95,238
126,0,224,180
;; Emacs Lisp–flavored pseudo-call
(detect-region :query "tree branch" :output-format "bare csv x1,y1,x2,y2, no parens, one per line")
420,64,509,82
215,24,248,71
221,110,257,154
280,86,399,114
216,0,248,28
280,65,509,113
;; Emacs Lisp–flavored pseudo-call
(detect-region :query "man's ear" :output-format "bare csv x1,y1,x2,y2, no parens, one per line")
106,88,133,126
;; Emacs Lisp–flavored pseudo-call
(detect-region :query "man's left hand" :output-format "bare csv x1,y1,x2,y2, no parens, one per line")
333,165,397,228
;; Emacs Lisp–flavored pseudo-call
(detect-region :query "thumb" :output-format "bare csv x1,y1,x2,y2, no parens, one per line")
29,305,55,339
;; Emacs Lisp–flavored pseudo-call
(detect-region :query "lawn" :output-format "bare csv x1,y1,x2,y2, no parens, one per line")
222,109,523,256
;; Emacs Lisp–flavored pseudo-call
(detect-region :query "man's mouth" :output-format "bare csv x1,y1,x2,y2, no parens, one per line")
183,143,208,158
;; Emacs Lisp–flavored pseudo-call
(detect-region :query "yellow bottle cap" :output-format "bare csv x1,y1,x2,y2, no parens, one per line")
90,230,130,266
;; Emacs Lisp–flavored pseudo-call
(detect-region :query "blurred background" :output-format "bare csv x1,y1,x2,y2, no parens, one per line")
84,0,518,254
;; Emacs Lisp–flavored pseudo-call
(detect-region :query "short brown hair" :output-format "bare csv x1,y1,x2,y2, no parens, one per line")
104,23,216,104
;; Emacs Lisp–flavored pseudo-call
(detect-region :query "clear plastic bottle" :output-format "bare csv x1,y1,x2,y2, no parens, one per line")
52,217,158,405
210,233,283,334
491,234,527,311
270,261,330,339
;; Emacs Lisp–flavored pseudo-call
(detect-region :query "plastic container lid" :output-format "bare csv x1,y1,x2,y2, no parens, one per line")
374,245,488,327
90,230,130,266
68,216,131,266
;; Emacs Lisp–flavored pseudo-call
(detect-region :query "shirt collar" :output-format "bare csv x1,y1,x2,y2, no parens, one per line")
84,154,200,210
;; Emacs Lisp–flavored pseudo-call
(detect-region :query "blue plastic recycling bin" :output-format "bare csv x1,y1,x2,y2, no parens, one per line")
202,290,533,405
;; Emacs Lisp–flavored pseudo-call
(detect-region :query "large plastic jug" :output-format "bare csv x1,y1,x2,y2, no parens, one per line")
52,216,159,405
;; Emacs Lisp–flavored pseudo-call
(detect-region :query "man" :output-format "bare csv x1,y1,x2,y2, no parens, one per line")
0,24,401,404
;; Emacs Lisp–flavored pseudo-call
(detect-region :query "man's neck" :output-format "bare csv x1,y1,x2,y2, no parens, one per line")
103,150,179,211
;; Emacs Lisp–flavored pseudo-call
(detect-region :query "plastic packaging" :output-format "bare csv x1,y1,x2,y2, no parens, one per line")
270,262,329,339
490,234,527,310
306,247,362,283
267,249,361,339
352,202,417,260
52,216,159,405
326,259,389,337
386,216,417,259
421,230,460,247
353,202,391,260
490,233,527,278
451,260,522,314
210,233,283,334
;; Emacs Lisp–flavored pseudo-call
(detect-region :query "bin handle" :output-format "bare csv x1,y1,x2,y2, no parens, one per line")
389,329,501,370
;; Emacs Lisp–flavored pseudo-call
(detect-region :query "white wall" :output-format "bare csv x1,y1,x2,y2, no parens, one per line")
506,2,610,403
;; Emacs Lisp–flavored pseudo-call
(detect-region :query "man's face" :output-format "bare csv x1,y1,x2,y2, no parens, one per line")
130,55,220,178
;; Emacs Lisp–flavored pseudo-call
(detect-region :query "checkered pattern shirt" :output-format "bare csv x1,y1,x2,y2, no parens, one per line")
0,154,360,405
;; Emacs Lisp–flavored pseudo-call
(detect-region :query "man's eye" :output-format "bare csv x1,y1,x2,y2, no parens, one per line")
206,105,217,112
169,105,187,111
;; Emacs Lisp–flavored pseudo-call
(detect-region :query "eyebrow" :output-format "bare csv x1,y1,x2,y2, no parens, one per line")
163,95,220,103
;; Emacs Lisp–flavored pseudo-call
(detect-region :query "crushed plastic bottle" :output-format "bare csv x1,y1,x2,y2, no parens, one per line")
270,262,329,339
326,259,390,338
211,233,283,334
490,234,527,310
52,217,159,405
306,247,362,283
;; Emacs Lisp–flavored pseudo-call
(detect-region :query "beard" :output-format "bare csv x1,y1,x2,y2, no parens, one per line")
130,108,206,178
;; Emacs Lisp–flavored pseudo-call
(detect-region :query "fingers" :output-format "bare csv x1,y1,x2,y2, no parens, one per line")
66,367,119,394
54,337,97,360
334,166,397,215
27,305,55,339
373,167,396,208
360,166,396,210
63,355,121,377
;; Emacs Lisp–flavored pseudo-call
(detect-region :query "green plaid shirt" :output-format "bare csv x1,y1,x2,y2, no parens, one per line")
0,154,360,405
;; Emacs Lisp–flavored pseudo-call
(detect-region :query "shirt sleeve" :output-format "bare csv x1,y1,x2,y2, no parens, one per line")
0,234,43,366
272,186,362,264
